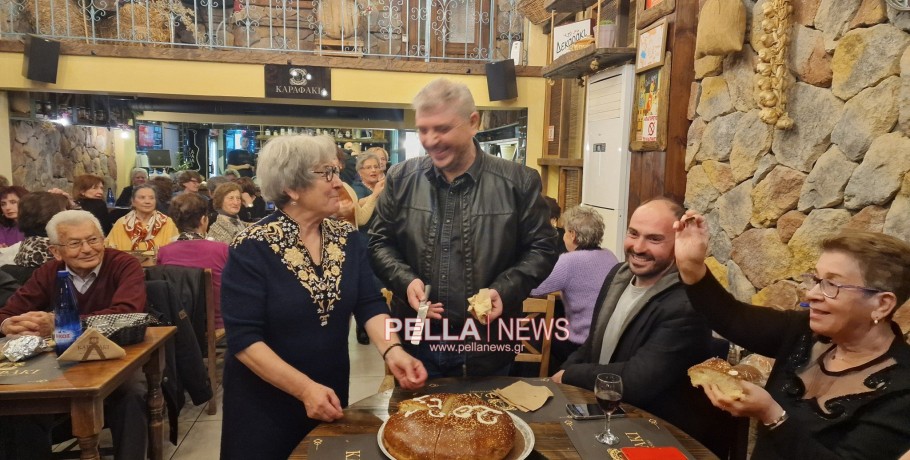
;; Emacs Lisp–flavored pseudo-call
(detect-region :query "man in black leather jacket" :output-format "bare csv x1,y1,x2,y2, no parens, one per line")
369,79,558,377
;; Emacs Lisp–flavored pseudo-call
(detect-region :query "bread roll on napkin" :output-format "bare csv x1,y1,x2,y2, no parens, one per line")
688,357,763,400
467,289,492,325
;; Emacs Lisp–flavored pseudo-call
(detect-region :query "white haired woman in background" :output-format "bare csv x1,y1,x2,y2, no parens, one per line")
530,205,619,369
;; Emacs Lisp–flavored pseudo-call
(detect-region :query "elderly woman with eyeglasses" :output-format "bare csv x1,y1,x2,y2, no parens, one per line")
674,212,910,459
219,135,426,459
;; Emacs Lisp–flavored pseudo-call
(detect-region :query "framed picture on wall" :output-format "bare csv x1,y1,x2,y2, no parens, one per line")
636,0,675,30
635,18,667,72
630,52,671,152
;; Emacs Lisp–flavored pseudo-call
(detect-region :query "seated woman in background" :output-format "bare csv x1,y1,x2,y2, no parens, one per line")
354,152,385,222
72,174,112,234
106,184,178,251
115,168,148,207
0,186,28,247
207,182,248,244
158,193,228,332
13,192,69,267
530,206,619,369
675,213,910,459
234,177,267,223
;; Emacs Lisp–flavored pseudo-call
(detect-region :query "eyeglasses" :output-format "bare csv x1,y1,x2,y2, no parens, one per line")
799,273,884,299
311,166,340,182
55,236,104,251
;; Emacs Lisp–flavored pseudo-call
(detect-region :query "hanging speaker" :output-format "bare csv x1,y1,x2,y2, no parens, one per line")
23,35,61,84
485,59,518,101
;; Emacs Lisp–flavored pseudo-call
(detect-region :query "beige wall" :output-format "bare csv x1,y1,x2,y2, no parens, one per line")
0,92,11,180
0,52,549,176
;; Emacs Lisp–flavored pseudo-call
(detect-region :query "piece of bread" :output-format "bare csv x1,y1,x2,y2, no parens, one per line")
383,393,515,460
687,357,763,400
467,289,492,325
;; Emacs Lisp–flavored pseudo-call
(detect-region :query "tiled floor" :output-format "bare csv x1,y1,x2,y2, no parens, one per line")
166,322,386,459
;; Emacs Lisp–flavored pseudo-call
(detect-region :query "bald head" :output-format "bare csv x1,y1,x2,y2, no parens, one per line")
624,198,683,286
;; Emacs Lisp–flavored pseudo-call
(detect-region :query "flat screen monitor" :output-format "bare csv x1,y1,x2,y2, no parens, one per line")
147,149,172,168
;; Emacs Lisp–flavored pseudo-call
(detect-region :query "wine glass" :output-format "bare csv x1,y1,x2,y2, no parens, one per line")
594,373,623,445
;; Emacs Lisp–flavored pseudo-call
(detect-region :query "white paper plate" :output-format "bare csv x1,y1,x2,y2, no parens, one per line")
377,411,535,460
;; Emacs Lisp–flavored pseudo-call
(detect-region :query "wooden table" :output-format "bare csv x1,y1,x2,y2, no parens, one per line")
0,326,176,460
290,377,717,459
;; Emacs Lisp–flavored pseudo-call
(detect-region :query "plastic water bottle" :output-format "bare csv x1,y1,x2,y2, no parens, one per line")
54,271,83,355
106,187,115,207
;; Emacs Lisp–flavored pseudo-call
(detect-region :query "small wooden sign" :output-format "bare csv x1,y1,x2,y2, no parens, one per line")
264,65,331,100
552,19,593,61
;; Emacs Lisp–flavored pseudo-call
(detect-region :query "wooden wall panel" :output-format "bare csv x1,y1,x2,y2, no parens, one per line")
628,150,666,217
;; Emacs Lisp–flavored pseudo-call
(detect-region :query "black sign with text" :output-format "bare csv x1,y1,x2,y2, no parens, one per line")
264,65,331,100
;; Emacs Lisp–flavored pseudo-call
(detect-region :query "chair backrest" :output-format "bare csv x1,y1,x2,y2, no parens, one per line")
0,264,37,285
514,293,557,377
145,265,208,352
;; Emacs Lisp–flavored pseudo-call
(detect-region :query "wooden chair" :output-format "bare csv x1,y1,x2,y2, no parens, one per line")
202,269,225,415
145,265,221,415
514,294,557,378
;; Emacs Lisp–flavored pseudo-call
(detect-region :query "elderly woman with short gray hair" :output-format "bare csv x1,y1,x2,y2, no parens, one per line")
530,205,619,368
115,167,149,207
219,135,426,459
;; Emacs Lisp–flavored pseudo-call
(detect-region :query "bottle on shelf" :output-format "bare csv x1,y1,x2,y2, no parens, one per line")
54,270,83,355
106,188,115,207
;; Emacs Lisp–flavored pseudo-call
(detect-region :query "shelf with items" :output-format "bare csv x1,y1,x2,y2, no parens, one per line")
542,45,636,79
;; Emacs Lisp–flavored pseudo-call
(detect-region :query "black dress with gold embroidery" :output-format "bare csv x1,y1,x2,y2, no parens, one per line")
220,212,388,459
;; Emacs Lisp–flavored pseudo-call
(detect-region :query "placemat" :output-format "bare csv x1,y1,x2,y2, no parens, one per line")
561,416,696,460
412,377,570,423
0,352,64,385
307,433,386,459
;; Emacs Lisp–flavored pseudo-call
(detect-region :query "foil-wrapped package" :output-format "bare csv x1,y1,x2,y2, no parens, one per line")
2,335,48,362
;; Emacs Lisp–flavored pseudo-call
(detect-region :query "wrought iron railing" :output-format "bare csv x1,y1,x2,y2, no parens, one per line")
0,0,529,62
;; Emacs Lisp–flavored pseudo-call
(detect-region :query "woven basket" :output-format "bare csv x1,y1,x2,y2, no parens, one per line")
517,0,549,25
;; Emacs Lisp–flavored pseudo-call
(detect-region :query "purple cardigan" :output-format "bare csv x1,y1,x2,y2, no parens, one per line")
0,225,24,247
157,239,229,329
530,248,619,344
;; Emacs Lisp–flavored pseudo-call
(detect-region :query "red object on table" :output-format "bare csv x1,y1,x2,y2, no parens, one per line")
622,446,689,460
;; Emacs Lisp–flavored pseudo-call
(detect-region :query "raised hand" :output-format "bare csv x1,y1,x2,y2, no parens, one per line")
672,210,710,284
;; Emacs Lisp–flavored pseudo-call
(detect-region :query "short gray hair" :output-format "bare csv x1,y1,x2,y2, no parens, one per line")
563,206,605,250
412,78,476,120
356,152,380,171
257,134,336,207
206,175,231,194
46,210,103,244
130,168,149,178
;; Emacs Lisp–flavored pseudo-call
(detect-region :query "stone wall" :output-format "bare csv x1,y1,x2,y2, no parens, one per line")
9,120,117,193
685,0,910,325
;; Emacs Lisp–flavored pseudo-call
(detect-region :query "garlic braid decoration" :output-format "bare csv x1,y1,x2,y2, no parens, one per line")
755,0,794,129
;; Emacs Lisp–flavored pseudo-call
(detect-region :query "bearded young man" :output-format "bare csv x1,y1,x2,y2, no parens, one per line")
552,197,733,457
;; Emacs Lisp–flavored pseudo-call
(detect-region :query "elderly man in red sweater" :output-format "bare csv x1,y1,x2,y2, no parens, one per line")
0,210,148,460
